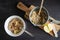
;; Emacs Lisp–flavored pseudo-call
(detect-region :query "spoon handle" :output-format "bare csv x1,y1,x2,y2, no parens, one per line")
38,0,44,15
25,30,34,37
49,16,60,24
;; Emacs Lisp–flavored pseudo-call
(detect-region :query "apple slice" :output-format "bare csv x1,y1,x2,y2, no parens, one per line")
44,26,50,33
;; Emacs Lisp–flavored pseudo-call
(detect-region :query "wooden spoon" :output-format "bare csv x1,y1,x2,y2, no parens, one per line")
38,0,44,15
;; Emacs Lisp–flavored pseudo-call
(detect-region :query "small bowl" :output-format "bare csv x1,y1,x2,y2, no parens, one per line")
29,7,49,26
4,15,26,37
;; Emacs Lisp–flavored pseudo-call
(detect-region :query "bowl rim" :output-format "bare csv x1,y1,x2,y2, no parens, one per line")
29,6,49,26
4,15,26,37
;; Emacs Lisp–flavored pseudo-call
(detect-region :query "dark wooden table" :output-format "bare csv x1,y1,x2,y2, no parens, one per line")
0,0,60,40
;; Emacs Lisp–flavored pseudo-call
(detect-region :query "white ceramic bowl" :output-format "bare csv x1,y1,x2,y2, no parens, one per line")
4,15,26,37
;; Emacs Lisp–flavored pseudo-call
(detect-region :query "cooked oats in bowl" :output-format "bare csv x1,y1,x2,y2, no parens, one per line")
4,15,26,37
8,18,23,34
29,7,48,26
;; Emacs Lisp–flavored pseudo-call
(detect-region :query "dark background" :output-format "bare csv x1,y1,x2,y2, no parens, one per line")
0,0,60,40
